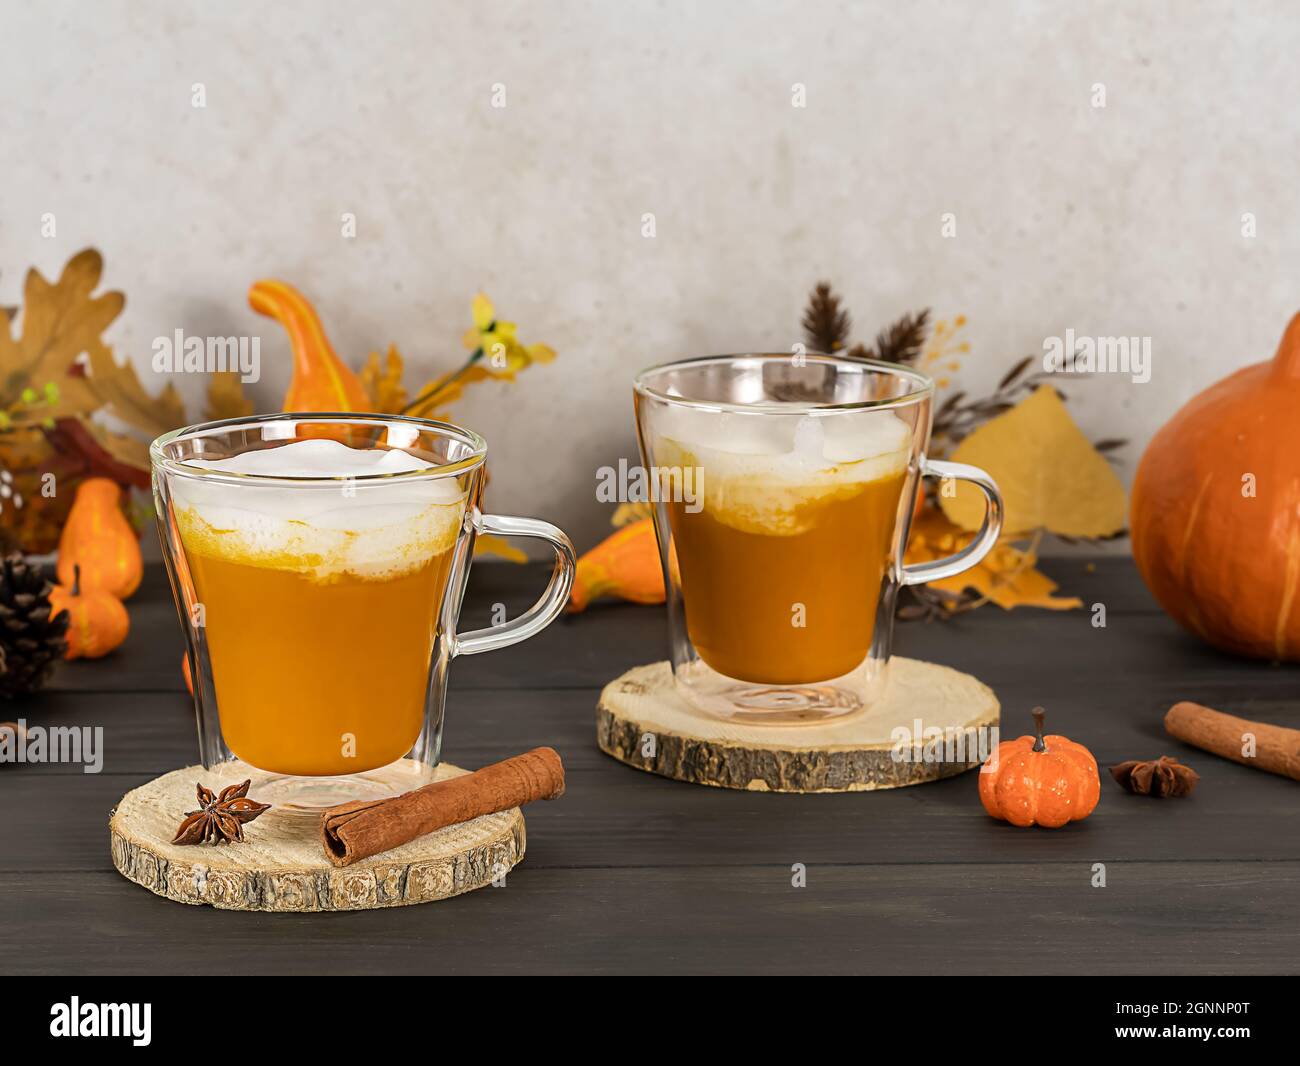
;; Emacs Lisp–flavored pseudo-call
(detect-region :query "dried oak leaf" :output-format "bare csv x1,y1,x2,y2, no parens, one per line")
940,385,1127,537
1110,756,1199,798
0,247,189,455
83,337,186,440
204,371,255,422
172,779,271,845
0,248,115,419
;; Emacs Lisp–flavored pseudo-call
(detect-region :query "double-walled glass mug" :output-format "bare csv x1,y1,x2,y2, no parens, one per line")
634,354,1003,724
151,413,575,810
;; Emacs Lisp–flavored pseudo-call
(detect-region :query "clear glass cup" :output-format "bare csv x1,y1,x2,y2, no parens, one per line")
634,354,1002,724
151,413,575,810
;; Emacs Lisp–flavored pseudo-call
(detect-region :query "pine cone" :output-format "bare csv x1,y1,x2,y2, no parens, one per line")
0,553,69,699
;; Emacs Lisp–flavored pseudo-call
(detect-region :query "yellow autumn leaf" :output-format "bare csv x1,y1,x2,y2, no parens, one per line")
361,344,409,414
205,370,255,422
905,509,1082,610
940,385,1126,537
474,532,528,563
611,501,653,527
929,544,1082,610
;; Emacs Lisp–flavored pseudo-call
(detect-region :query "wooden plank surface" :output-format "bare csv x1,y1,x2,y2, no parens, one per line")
4,863,1296,976
3,559,1299,975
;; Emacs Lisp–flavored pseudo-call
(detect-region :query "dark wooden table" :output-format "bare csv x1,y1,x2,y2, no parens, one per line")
3,558,1298,975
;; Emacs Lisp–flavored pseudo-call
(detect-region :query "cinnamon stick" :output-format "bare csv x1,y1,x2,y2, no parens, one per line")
1164,702,1300,782
320,747,565,866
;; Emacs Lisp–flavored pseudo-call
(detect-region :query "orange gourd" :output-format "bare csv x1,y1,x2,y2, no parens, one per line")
249,280,370,413
568,519,666,612
50,565,130,660
56,478,143,599
979,708,1100,828
1131,312,1300,660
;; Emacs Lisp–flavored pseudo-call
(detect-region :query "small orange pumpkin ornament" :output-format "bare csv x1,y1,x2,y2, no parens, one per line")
1131,312,1300,660
568,519,666,612
49,565,130,660
56,478,143,599
979,707,1100,828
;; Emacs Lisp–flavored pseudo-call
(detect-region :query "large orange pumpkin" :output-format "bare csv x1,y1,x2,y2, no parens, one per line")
56,478,143,599
979,708,1100,828
1131,312,1300,660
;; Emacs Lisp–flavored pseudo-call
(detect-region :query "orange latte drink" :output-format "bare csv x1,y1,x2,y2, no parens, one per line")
654,411,911,686
170,439,465,777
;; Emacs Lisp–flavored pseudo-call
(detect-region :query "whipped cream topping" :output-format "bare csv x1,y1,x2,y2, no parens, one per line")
170,439,466,581
651,408,913,535
183,438,434,478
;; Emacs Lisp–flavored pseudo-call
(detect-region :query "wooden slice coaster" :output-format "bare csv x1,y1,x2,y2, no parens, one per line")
110,761,524,912
596,659,999,793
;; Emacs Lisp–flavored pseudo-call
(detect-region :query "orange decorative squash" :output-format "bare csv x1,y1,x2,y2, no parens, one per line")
1131,312,1300,660
979,708,1100,828
249,280,370,413
56,478,143,599
568,519,666,612
50,565,130,660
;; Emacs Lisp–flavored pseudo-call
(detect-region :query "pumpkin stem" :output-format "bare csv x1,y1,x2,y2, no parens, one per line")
1031,706,1047,752
72,563,81,598
1271,311,1300,382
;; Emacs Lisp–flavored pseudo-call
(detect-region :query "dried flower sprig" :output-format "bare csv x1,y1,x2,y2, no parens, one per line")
801,282,852,353
400,294,555,419
799,281,1128,621
850,309,932,366
932,353,1055,451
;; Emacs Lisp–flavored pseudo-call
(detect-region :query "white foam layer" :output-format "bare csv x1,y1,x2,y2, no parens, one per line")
171,440,466,580
185,438,434,478
652,408,912,535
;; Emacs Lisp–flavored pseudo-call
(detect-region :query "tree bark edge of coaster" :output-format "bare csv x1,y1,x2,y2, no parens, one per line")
109,760,525,911
595,659,1000,793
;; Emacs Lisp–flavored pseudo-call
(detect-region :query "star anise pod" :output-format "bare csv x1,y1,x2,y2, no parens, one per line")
1110,756,1200,798
172,779,271,845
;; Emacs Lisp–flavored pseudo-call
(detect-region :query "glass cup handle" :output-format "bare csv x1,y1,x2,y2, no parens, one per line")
901,458,1004,586
451,513,577,657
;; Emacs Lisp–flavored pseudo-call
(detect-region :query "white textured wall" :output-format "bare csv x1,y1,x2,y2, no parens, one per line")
2,0,1297,552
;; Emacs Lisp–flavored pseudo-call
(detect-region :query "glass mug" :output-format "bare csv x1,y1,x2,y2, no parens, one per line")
634,354,1003,723
151,413,575,810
